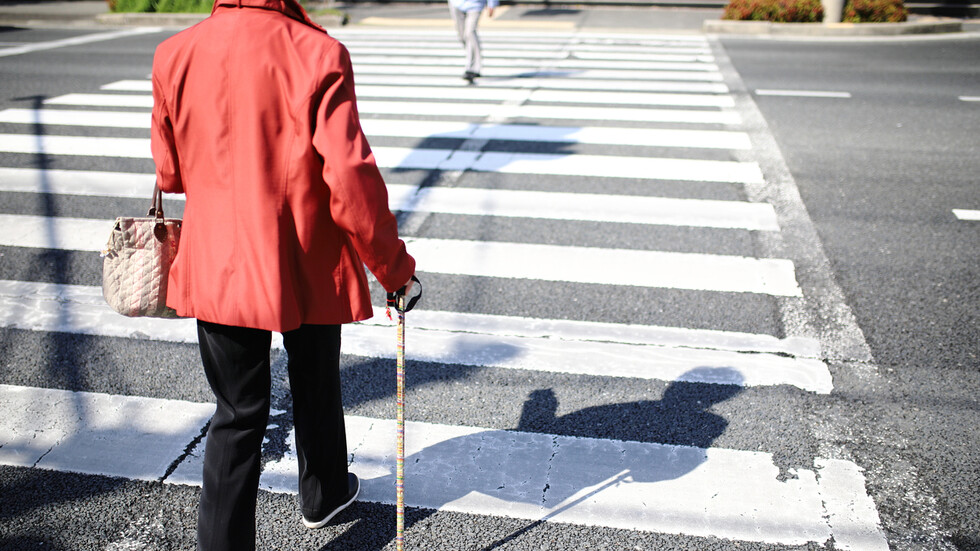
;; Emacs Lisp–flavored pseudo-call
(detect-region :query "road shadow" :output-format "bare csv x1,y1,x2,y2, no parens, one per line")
324,367,743,549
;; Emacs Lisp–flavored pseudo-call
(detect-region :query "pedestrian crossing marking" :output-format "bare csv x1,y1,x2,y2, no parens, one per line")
104,74,731,93
0,135,764,183
0,279,830,392
0,108,751,149
42,91,743,123
0,27,894,548
0,215,800,296
0,383,886,549
0,167,780,231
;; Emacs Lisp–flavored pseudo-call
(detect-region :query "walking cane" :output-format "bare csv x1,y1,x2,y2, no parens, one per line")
386,276,421,551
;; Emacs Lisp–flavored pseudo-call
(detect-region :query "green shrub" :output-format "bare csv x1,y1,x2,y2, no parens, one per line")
108,0,212,13
108,0,154,13
842,0,908,22
154,0,213,13
723,0,824,22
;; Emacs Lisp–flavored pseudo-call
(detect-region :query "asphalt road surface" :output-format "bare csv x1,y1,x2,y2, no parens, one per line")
0,21,976,551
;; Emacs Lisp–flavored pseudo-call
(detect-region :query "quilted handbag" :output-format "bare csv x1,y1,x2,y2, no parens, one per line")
101,186,182,318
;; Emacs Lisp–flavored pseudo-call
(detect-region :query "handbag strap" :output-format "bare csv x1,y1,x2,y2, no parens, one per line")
147,185,165,220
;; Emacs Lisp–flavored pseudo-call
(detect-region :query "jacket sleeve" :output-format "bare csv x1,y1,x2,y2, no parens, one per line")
312,42,415,293
150,63,183,194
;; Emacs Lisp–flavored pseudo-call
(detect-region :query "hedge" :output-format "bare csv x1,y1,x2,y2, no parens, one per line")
723,0,909,22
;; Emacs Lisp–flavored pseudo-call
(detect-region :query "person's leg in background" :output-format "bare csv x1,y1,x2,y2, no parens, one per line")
283,324,355,527
449,1,483,81
462,8,483,79
196,320,272,551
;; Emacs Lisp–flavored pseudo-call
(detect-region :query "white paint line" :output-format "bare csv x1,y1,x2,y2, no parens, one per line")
353,85,734,107
406,237,803,297
346,46,714,64
0,383,212,481
419,149,765,184
388,185,779,230
957,96,980,102
0,213,113,251
355,73,731,93
0,383,880,545
197,414,870,546
0,108,150,129
43,91,740,124
46,93,154,109
363,101,742,125
102,76,730,94
0,135,763,183
0,167,156,198
0,133,150,158
0,167,777,231
754,89,852,99
952,208,980,221
51,85,734,108
350,54,718,73
0,109,750,150
815,458,890,551
0,279,829,392
339,42,713,55
351,64,725,82
0,28,161,58
0,215,800,296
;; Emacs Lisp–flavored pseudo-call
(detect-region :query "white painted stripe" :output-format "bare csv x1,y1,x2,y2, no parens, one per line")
0,168,777,231
0,215,799,296
46,93,153,108
0,167,156,197
0,28,161,58
406,237,803,297
71,82,737,110
366,119,750,149
0,214,112,251
0,384,212,480
46,91,741,124
346,46,715,63
355,73,731,93
257,417,868,545
378,147,765,184
0,109,750,150
0,279,828,391
355,85,735,108
0,133,150,158
0,108,150,128
351,54,718,72
388,185,780,230
339,41,714,55
0,136,763,183
952,209,980,220
351,64,724,82
363,100,742,125
755,89,852,99
957,96,980,102
0,383,885,545
103,75,731,94
330,29,711,43
815,458,890,551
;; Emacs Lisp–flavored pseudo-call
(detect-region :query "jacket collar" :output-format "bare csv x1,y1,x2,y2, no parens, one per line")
211,0,324,31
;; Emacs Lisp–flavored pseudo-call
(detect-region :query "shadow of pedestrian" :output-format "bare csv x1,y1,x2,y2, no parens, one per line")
328,367,743,549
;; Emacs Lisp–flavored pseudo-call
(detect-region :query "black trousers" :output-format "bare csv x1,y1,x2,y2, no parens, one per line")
196,320,349,551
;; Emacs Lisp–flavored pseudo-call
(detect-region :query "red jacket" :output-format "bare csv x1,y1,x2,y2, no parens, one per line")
151,0,415,332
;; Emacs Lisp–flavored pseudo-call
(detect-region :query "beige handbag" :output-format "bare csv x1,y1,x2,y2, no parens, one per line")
101,186,182,318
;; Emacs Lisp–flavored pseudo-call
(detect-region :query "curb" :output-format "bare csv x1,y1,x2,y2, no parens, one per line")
703,18,962,35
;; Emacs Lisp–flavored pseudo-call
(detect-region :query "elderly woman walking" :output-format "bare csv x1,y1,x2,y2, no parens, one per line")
448,0,498,82
150,0,416,549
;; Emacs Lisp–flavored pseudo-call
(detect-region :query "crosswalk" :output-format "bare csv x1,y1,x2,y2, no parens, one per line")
0,28,888,549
